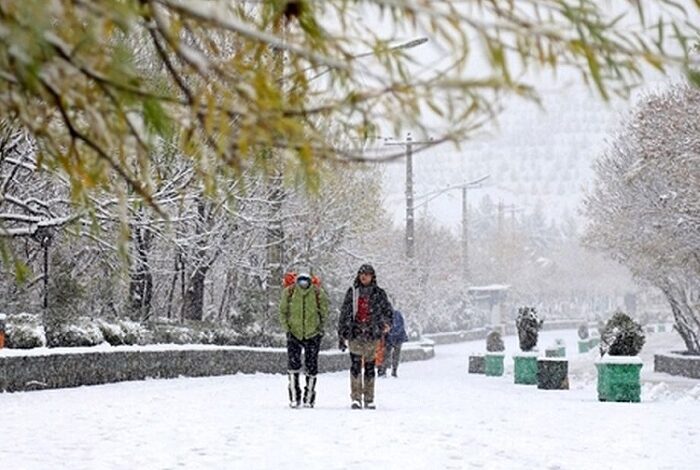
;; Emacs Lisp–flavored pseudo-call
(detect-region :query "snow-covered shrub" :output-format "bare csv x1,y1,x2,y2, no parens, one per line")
5,313,46,349
151,323,195,344
210,328,241,346
235,325,285,347
486,330,505,352
600,311,645,356
98,319,149,345
46,317,105,347
120,320,150,344
516,306,543,352
578,323,589,340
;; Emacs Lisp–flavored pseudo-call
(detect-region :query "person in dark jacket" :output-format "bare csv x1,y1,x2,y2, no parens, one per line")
338,264,393,409
378,309,409,377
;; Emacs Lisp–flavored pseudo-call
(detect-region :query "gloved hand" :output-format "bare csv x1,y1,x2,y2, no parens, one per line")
338,338,347,352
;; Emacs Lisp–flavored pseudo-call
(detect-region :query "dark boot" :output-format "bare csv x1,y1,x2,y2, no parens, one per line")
288,371,301,408
303,375,317,408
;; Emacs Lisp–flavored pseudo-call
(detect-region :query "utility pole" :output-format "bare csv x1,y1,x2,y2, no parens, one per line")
405,133,414,259
412,175,489,279
497,200,504,282
385,133,432,259
461,186,469,283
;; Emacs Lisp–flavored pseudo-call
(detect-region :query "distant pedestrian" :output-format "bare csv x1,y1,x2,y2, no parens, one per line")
338,264,393,409
378,309,408,377
279,272,329,408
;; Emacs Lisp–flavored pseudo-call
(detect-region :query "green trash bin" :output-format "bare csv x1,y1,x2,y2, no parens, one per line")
577,340,590,353
484,353,505,376
596,357,643,402
513,353,538,385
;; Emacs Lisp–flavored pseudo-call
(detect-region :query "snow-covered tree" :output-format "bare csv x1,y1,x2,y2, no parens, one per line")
0,0,698,209
584,83,700,354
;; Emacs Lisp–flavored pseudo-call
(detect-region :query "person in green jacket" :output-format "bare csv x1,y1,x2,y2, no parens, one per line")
279,272,329,408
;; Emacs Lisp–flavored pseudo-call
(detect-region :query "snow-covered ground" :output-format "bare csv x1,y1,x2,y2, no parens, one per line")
1,329,699,470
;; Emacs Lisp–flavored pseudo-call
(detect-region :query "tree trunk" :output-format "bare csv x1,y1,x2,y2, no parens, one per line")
128,212,153,321
183,266,208,321
661,280,700,355
264,169,285,334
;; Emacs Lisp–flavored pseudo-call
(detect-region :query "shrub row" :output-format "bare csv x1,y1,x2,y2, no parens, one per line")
2,313,286,349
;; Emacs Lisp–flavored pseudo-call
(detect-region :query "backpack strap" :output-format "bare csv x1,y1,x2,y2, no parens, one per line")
286,285,295,316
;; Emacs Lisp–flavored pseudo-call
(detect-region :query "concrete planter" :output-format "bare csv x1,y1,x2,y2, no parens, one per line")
468,354,485,374
513,352,538,385
537,358,569,390
596,355,643,402
484,353,505,377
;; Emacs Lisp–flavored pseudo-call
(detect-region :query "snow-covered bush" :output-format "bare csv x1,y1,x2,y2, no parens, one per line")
516,306,543,352
151,323,196,345
209,328,241,346
600,311,645,356
486,330,505,352
237,328,286,348
46,317,105,347
578,323,590,340
5,313,46,349
98,319,149,346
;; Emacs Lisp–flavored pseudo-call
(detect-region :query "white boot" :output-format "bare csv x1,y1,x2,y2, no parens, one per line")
303,375,317,408
288,371,301,408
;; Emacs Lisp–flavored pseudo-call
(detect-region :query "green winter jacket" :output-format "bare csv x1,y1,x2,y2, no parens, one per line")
279,285,329,340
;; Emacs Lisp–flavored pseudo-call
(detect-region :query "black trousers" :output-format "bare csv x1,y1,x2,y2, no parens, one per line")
286,334,322,376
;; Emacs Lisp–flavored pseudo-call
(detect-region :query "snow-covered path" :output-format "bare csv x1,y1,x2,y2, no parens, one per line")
1,330,699,470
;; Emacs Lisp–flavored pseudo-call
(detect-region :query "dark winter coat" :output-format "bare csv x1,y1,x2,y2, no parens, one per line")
387,310,409,345
338,273,393,341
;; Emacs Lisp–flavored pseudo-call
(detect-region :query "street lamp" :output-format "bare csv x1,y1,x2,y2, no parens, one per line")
413,175,491,282
342,37,430,260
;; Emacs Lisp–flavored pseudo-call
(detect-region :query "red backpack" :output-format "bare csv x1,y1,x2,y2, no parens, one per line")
283,272,322,289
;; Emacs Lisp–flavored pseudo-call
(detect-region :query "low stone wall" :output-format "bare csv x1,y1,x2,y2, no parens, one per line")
0,342,434,393
424,320,585,345
654,351,700,379
423,328,489,345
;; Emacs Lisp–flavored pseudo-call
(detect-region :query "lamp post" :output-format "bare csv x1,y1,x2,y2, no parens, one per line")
354,37,429,259
338,37,429,259
413,175,490,281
